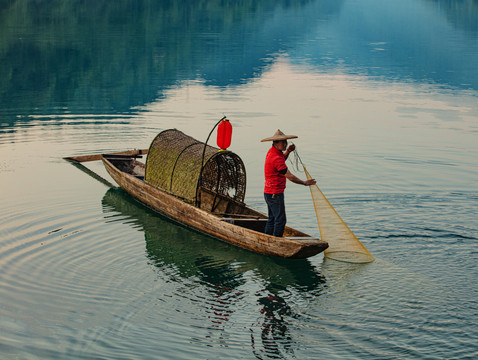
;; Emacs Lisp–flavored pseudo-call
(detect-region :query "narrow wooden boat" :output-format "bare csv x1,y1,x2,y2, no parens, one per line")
66,128,328,259
101,154,328,259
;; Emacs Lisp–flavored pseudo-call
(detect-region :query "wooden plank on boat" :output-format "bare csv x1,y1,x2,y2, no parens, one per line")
221,217,266,222
286,236,321,242
217,213,262,219
64,149,149,163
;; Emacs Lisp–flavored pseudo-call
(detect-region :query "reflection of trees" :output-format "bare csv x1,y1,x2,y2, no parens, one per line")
2,0,477,125
427,0,478,34
101,187,326,358
292,0,478,92
0,0,321,120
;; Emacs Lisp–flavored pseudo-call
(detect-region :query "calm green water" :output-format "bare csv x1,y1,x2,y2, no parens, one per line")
1,0,478,359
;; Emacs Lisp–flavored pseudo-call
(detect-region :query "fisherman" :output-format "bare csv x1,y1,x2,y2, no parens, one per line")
261,130,316,237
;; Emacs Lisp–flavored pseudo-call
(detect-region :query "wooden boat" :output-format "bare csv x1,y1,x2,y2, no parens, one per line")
66,130,328,259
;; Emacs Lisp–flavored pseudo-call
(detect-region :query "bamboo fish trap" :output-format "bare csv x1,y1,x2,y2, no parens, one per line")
145,129,247,214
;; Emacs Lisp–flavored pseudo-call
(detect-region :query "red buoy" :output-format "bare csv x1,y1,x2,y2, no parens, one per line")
217,119,232,150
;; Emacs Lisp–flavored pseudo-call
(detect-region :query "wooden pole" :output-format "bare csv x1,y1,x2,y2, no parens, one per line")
63,149,148,163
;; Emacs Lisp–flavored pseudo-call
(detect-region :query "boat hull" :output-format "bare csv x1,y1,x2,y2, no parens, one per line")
102,157,328,259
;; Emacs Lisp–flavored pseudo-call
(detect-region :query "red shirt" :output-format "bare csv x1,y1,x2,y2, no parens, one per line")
264,146,288,194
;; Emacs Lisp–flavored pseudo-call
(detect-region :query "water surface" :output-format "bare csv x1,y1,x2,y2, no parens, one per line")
1,0,478,359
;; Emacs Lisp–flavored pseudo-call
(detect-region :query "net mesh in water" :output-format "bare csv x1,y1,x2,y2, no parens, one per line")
304,167,374,263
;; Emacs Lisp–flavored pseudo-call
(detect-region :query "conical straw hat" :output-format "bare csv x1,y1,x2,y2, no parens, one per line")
261,129,298,142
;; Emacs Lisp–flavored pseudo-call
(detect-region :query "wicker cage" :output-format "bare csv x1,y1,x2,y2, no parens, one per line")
145,129,246,213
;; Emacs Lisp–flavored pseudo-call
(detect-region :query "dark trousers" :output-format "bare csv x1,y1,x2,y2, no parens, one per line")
264,193,286,237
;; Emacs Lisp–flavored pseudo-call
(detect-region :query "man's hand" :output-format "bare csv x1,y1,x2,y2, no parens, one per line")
304,179,316,186
284,144,295,160
285,170,317,186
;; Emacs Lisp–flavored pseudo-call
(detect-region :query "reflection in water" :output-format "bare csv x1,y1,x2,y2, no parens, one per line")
428,0,478,34
254,293,295,358
292,0,478,91
101,188,326,357
2,1,478,357
0,0,330,122
3,0,477,127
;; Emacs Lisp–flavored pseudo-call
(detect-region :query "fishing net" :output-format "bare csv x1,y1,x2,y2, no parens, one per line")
303,167,374,263
288,149,373,263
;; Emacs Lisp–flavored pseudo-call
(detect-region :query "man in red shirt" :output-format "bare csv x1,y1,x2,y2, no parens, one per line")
261,130,316,237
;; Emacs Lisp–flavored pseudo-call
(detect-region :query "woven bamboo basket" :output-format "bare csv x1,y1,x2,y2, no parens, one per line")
145,129,246,213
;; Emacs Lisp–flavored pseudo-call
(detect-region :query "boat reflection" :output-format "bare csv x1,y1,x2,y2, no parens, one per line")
102,187,327,357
